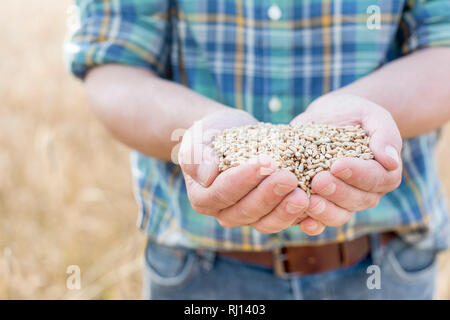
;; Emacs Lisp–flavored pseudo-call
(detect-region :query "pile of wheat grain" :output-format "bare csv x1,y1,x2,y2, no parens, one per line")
211,123,373,195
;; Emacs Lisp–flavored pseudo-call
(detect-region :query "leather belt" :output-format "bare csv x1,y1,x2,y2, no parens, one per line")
216,232,396,278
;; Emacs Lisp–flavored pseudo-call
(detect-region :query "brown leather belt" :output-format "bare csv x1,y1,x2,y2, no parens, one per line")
216,232,396,278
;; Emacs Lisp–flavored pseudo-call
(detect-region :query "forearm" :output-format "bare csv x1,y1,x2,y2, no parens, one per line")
337,47,450,138
85,64,226,161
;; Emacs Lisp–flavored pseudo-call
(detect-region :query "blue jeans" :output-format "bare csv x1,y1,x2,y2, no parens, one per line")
143,233,437,300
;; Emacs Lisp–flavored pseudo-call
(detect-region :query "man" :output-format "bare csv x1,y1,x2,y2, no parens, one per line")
66,0,450,299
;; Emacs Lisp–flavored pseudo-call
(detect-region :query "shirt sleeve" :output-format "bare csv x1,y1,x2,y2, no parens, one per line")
65,0,172,80
399,0,450,53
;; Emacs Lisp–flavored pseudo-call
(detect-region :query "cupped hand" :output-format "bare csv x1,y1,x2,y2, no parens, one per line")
178,108,310,234
290,93,403,235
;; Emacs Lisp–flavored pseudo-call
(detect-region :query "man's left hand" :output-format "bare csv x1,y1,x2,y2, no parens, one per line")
290,93,403,235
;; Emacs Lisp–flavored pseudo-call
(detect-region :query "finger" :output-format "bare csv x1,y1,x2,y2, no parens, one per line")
299,217,326,236
249,188,309,233
291,215,309,226
179,141,220,187
187,155,278,214
305,195,353,227
311,171,380,212
183,174,219,216
330,157,402,193
360,104,402,171
216,169,299,227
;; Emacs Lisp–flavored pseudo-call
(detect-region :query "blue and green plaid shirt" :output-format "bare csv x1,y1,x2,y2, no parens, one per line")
66,0,450,251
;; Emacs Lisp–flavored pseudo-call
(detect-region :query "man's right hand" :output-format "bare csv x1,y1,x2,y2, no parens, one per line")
178,109,312,234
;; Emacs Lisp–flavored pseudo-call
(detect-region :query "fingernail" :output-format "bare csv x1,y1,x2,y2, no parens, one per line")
309,200,326,215
197,161,215,187
306,219,318,231
319,182,336,196
286,202,306,214
260,167,276,176
385,145,399,166
335,168,352,180
273,184,293,196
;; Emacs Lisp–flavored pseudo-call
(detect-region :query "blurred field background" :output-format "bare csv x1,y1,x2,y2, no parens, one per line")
0,0,449,299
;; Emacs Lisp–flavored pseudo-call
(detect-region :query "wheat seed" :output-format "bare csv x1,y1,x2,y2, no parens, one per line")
211,123,373,196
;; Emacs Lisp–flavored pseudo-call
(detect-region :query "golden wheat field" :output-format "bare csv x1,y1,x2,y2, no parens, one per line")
0,0,449,300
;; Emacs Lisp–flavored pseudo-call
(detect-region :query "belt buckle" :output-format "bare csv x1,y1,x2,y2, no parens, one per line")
273,247,290,279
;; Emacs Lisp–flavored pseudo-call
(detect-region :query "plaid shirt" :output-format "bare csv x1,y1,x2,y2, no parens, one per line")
66,0,450,251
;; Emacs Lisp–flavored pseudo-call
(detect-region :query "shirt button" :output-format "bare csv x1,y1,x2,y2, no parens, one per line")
269,96,282,112
268,4,282,21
